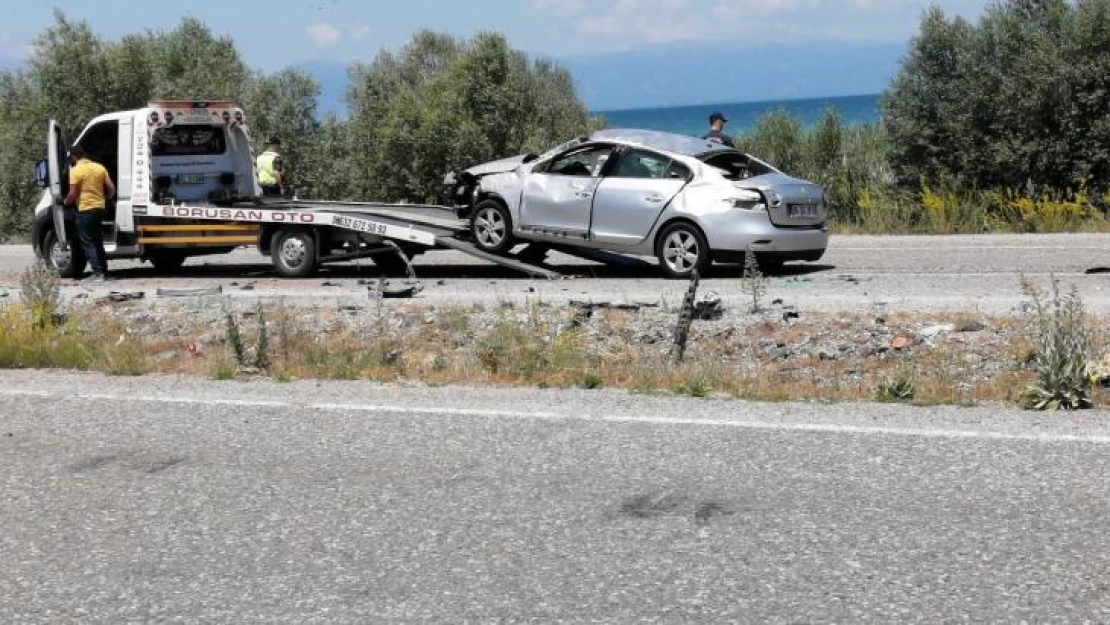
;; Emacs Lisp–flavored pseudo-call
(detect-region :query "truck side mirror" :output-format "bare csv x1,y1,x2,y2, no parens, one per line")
34,159,49,188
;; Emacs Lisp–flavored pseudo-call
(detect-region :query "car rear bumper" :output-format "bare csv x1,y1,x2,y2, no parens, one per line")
713,247,825,264
704,213,828,263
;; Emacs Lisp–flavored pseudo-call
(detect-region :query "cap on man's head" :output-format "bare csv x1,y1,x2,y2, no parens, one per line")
709,111,728,123
267,136,281,146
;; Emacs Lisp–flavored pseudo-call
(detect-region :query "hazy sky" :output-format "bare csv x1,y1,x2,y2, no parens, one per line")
1,0,993,69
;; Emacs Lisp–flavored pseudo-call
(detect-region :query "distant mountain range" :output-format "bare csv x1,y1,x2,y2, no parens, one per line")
562,40,906,111
298,39,906,117
2,38,908,117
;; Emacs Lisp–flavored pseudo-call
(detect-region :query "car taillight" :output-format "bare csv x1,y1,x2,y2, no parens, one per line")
727,189,767,212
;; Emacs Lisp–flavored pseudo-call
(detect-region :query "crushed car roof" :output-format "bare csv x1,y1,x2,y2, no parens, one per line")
589,128,737,157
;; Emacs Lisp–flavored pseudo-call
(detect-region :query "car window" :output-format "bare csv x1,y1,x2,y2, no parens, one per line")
665,161,691,180
612,149,673,179
545,145,612,177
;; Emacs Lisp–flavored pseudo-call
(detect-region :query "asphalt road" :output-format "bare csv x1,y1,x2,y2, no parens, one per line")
1,233,1108,313
1,371,1108,622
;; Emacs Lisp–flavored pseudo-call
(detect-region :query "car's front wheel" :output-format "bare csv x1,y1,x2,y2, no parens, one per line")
470,200,514,254
656,222,710,279
42,229,87,279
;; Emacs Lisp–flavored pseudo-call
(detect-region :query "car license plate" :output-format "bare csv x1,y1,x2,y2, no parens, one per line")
788,204,818,218
177,174,206,184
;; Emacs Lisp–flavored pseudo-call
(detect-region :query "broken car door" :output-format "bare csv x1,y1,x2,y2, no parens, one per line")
518,144,614,240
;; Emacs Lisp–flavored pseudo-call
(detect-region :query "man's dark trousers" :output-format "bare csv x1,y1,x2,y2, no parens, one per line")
75,207,108,277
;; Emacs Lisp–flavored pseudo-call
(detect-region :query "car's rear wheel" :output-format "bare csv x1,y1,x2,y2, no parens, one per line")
42,229,87,279
470,200,514,254
657,222,710,279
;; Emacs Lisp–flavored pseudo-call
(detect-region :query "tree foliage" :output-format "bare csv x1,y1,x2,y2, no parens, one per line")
0,17,596,237
883,0,1110,191
329,30,596,203
0,11,318,238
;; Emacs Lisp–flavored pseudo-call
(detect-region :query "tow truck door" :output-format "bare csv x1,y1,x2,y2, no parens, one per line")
47,120,69,248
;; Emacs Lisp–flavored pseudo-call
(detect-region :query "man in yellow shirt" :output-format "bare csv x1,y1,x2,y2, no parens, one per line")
64,144,116,280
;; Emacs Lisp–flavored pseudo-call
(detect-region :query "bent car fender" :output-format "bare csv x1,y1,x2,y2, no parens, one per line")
478,172,526,216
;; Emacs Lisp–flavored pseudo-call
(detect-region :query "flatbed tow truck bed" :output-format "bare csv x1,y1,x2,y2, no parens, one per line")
133,198,566,279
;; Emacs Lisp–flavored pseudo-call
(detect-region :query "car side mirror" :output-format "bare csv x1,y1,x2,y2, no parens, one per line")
34,159,49,188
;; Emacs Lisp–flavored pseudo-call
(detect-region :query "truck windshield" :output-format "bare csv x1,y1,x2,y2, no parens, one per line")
151,125,227,157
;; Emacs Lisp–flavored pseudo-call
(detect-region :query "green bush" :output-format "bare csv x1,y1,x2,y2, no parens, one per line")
1020,278,1094,410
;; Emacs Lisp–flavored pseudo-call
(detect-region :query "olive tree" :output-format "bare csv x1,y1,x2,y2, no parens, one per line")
883,0,1110,191
343,30,597,203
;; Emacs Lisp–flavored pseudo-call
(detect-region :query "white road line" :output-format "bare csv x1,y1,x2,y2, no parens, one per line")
312,402,562,419
3,387,1109,444
0,389,288,408
600,415,1110,444
832,246,1108,251
776,272,1094,277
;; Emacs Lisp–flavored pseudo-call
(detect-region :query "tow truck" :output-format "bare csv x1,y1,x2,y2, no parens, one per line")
30,100,562,280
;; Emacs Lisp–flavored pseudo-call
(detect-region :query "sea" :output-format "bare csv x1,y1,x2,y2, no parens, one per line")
594,93,881,136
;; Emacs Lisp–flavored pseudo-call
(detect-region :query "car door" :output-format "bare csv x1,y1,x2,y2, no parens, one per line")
47,120,69,247
590,148,690,246
519,144,615,240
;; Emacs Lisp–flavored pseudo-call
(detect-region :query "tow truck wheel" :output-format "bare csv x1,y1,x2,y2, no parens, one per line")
42,229,87,279
149,252,188,273
471,200,515,254
369,251,410,276
271,229,318,278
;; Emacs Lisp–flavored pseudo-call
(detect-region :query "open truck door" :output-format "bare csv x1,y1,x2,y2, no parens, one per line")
47,120,69,250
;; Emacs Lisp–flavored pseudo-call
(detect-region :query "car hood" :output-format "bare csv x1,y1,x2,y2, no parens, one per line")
463,154,533,177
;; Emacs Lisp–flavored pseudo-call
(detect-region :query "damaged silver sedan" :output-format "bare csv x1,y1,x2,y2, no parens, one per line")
443,129,828,278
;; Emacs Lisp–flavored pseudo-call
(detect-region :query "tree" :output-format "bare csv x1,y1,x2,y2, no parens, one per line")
0,17,596,237
883,0,1110,191
242,69,321,196
737,110,805,174
344,30,596,203
0,12,320,236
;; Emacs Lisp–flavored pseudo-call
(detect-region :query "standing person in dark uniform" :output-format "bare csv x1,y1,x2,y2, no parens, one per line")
702,111,735,147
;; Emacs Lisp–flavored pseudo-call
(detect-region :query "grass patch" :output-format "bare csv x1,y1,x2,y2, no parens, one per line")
3,297,1107,409
0,303,152,374
875,369,917,403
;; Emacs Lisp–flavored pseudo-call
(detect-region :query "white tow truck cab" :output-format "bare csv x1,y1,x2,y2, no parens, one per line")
30,100,572,281
32,100,270,275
